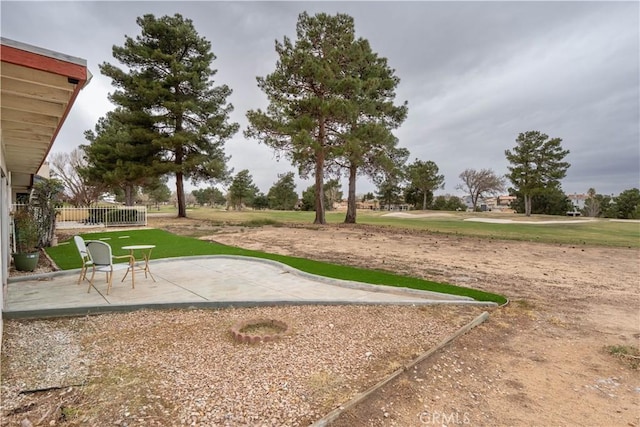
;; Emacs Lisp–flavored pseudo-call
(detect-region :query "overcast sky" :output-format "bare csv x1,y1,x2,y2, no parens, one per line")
2,1,638,198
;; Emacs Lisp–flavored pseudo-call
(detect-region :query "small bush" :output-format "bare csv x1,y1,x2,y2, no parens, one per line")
605,344,640,370
239,219,279,227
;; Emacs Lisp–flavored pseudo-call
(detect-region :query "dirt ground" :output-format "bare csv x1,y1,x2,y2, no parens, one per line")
164,217,640,427
4,216,639,426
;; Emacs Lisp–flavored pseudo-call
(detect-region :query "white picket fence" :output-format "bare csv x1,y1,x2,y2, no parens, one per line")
12,204,148,229
55,206,148,228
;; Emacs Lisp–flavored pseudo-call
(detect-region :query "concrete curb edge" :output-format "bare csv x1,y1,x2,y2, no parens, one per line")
311,311,491,427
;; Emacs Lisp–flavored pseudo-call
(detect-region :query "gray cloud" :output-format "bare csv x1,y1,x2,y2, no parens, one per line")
2,1,637,198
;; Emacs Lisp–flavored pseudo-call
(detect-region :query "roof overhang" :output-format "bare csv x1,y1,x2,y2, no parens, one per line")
1,37,90,193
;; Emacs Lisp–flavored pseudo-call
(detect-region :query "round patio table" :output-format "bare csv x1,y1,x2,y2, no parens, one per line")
121,245,156,286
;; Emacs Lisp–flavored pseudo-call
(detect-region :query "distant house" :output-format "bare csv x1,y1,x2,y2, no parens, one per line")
356,200,379,210
1,37,91,334
380,203,411,211
464,195,516,212
567,193,587,210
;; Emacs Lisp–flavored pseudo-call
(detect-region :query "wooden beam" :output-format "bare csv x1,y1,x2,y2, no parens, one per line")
0,107,60,127
1,92,66,117
3,129,54,144
0,120,56,136
4,149,46,159
0,61,76,90
1,76,73,104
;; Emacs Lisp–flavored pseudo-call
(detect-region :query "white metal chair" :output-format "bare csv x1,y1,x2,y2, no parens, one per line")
85,240,134,295
73,236,93,285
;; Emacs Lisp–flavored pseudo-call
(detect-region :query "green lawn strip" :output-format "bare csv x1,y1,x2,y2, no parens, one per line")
46,228,506,304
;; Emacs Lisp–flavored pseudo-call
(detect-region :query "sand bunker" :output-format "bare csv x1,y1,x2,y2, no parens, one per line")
463,218,594,224
382,212,457,219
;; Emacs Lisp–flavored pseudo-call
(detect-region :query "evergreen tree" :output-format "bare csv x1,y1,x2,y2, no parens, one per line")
431,195,448,211
323,179,343,211
267,172,298,210
376,178,404,209
505,131,570,216
431,195,467,212
613,188,640,219
338,133,408,223
300,186,316,212
252,193,270,210
228,170,259,210
300,180,342,212
361,192,375,202
510,186,573,216
405,159,445,210
446,195,467,211
142,181,171,209
100,13,239,217
246,12,406,224
327,38,407,224
192,188,210,206
82,109,157,206
192,187,226,207
404,185,433,210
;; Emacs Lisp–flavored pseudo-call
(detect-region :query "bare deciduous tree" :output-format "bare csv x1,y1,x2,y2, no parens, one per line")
457,168,506,211
583,188,601,217
49,148,104,206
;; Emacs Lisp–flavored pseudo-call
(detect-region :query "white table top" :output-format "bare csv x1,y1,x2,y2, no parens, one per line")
121,245,156,250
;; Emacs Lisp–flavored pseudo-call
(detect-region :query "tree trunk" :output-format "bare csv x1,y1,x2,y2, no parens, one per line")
344,165,357,223
175,117,187,218
124,185,134,206
525,194,532,216
314,151,325,224
422,190,428,210
314,120,326,225
176,172,186,218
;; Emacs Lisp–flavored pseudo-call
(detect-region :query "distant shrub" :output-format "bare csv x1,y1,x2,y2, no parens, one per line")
239,219,279,227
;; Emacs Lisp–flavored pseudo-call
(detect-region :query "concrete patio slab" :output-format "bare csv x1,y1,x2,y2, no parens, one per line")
4,256,496,319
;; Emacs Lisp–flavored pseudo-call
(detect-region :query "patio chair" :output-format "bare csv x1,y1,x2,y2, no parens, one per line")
73,236,93,285
85,240,134,295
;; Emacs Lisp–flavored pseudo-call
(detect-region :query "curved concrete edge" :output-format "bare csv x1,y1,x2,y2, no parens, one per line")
2,300,497,320
7,255,499,305
157,255,477,301
311,311,491,427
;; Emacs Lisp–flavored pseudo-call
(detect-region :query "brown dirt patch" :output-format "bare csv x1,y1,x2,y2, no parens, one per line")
3,217,639,426
197,220,639,426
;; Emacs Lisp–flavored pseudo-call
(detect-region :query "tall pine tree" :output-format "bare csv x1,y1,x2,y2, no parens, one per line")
406,159,445,210
82,108,157,206
505,131,570,216
246,12,406,224
100,14,239,217
330,38,407,223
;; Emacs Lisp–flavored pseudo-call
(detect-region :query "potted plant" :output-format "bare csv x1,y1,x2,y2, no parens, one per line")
12,208,41,272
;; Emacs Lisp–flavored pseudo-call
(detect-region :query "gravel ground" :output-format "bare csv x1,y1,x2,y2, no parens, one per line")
1,305,485,426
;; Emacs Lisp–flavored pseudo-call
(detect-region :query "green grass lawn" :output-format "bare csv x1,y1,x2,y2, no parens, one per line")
47,228,507,305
